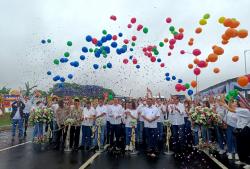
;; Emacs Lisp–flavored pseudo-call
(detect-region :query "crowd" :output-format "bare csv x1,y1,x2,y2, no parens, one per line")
10,93,250,168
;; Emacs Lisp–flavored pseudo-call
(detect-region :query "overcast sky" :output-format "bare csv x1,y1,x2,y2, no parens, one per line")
0,0,250,97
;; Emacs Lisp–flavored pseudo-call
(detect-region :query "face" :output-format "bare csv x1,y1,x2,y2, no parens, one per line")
172,96,179,104
114,98,119,105
74,100,80,107
99,100,104,106
147,99,152,107
126,102,131,109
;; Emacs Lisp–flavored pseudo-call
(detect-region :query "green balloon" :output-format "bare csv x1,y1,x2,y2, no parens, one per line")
143,27,148,34
131,42,136,47
102,50,107,55
67,41,72,46
185,83,190,89
64,52,70,57
203,13,210,19
154,50,159,55
103,54,107,58
102,30,107,35
225,95,231,102
94,48,98,53
103,65,107,69
108,94,113,100
173,31,178,35
89,48,93,53
53,59,59,65
47,39,51,43
169,26,175,32
159,42,164,47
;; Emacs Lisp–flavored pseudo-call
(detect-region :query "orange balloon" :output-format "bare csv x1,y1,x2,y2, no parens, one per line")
237,76,249,87
188,64,194,69
213,68,220,73
222,40,229,45
238,29,248,38
193,58,200,65
208,53,218,62
230,20,240,28
206,58,210,62
195,27,202,34
213,46,224,55
191,80,197,88
179,28,184,33
225,28,238,38
164,38,168,43
223,18,233,27
188,41,193,46
190,38,194,41
232,56,239,62
221,34,230,41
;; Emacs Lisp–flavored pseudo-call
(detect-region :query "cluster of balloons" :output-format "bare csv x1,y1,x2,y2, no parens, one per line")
225,89,239,102
41,39,51,44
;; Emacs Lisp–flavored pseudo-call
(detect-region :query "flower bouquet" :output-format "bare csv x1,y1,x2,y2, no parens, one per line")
64,118,76,126
163,119,171,127
33,135,49,144
189,106,207,125
29,108,43,126
95,117,105,126
42,108,53,124
129,119,137,127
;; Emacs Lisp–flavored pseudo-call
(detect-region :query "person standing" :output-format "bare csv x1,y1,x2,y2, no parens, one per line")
136,98,146,146
81,101,96,150
23,96,32,137
142,98,160,157
69,98,82,151
168,96,185,156
11,97,25,140
50,96,59,144
106,99,113,144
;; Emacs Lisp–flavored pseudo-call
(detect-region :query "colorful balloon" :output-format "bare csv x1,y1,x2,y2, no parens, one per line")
47,71,52,75
213,67,220,74
199,19,207,25
232,56,239,62
68,74,73,79
237,76,249,87
64,52,70,57
191,80,197,88
67,41,72,46
53,59,59,65
131,17,136,24
166,17,172,23
193,68,201,75
187,89,193,96
238,29,248,38
143,27,148,34
192,49,201,56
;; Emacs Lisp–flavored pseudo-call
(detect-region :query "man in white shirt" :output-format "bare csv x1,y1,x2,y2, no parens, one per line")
109,98,123,147
136,98,147,144
168,96,185,155
106,99,113,144
156,99,165,145
93,99,107,149
81,101,96,150
23,96,32,137
142,98,160,157
50,96,59,144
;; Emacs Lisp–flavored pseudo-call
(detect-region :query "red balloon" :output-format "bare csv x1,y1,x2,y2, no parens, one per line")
112,35,117,41
132,59,137,64
137,24,143,31
193,68,201,75
92,38,98,44
127,24,132,28
166,17,172,23
180,50,185,54
142,47,147,52
168,52,171,56
132,36,137,41
123,39,129,44
147,46,153,51
169,39,176,45
169,45,174,50
174,33,184,40
197,60,207,68
192,49,201,56
148,53,152,57
110,15,117,21
131,17,136,24
123,59,129,64
160,63,165,67
175,84,182,91
151,56,156,62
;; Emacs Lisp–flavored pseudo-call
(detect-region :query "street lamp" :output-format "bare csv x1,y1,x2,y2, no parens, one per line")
244,50,250,75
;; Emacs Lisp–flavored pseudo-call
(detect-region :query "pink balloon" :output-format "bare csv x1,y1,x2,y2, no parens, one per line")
127,24,132,28
147,46,153,51
148,53,152,57
123,39,129,44
169,39,176,45
169,45,174,50
151,56,156,62
175,84,182,91
160,63,165,67
132,59,137,64
137,24,143,31
123,59,129,64
110,15,117,21
166,17,172,23
175,33,184,40
193,68,201,75
180,50,185,54
198,60,207,68
131,35,137,41
112,35,117,40
142,47,147,52
131,17,136,24
168,52,171,56
192,49,201,56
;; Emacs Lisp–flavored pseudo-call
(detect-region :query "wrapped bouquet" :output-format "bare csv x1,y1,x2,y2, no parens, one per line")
129,119,137,127
42,108,53,124
64,118,76,126
29,108,43,125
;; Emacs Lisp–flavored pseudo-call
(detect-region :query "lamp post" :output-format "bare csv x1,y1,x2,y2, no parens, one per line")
244,50,250,75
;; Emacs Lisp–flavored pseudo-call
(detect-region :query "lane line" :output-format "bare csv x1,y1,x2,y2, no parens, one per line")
202,150,228,169
0,141,32,152
79,144,109,169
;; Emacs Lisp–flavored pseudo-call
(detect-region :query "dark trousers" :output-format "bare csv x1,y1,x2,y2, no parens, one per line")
235,126,250,164
145,128,158,151
70,126,80,149
56,125,68,149
110,124,121,147
23,114,29,133
81,125,92,147
171,124,184,154
106,121,111,144
184,117,192,147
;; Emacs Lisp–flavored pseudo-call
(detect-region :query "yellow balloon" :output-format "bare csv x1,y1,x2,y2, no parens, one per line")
218,17,225,24
199,19,207,25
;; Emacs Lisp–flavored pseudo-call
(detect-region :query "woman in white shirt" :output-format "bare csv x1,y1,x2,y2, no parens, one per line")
124,101,138,151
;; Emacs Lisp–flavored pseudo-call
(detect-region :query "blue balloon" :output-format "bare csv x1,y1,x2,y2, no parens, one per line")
74,61,79,67
41,40,46,44
116,48,121,55
60,77,65,82
59,83,64,88
47,71,52,75
111,42,118,48
86,35,92,42
53,75,60,81
68,74,73,79
95,50,101,58
104,46,110,53
178,79,183,83
136,65,140,69
82,47,88,53
157,58,161,62
101,36,107,43
166,77,171,81
118,33,123,37
165,73,170,76
60,58,67,63
107,62,112,68
129,56,133,60
188,89,193,96
93,64,99,69
172,76,176,80
106,34,112,40
130,48,134,51
80,55,85,60
97,41,102,47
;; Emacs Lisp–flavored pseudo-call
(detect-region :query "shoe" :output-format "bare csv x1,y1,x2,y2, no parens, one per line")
228,153,233,160
235,153,239,160
244,165,250,169
219,150,226,155
129,145,133,151
24,132,27,137
125,145,129,151
235,161,245,165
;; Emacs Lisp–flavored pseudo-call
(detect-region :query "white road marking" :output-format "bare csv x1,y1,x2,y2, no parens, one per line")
0,141,32,152
202,150,228,169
